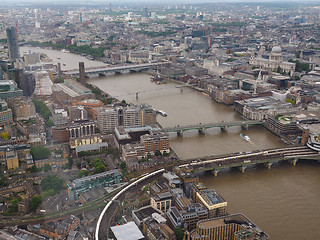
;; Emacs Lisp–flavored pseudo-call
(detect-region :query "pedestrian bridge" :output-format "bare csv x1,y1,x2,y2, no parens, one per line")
62,62,166,76
163,120,264,136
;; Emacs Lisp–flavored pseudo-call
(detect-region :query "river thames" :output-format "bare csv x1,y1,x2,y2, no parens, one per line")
21,46,320,239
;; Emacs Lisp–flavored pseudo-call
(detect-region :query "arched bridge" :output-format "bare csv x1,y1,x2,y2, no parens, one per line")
177,146,320,176
163,120,264,136
62,62,167,76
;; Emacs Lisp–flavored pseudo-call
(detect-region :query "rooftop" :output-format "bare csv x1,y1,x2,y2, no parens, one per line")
198,189,226,207
110,222,144,240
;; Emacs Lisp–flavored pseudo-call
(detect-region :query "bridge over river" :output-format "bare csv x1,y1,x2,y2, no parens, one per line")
177,146,320,176
163,120,264,136
62,62,166,77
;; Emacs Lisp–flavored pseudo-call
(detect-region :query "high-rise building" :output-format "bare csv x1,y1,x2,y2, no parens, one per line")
79,62,85,85
142,7,149,18
6,27,20,60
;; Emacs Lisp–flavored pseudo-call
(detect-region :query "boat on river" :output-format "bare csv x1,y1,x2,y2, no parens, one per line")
158,110,168,117
240,133,250,142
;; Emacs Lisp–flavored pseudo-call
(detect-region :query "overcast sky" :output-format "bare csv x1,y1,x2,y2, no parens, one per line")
2,0,319,3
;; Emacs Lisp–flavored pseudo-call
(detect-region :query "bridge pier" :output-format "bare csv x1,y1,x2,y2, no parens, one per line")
136,92,139,100
198,127,205,135
177,130,183,137
241,124,249,130
239,165,246,173
220,125,227,132
266,162,272,170
291,159,298,166
212,169,219,177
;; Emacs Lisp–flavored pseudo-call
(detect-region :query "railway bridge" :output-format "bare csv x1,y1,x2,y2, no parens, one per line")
177,146,320,176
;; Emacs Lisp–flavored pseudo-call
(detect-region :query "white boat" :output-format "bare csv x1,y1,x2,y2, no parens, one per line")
240,133,250,142
158,110,168,117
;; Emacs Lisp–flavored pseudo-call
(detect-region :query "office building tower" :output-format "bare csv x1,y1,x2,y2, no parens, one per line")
6,27,20,60
142,7,148,18
79,62,85,85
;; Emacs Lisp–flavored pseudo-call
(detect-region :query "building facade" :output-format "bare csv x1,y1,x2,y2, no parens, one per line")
98,104,157,134
186,213,269,240
140,130,170,156
6,27,20,60
68,170,123,201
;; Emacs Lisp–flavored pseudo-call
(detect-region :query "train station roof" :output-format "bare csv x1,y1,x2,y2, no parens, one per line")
111,221,144,240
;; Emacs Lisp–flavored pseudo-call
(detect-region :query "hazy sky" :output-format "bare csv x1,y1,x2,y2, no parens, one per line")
2,0,318,2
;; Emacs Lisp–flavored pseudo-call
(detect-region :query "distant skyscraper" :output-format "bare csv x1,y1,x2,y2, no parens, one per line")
150,11,156,19
143,7,148,18
6,27,20,60
79,12,83,23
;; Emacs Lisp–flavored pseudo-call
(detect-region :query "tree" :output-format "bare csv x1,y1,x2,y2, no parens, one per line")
30,165,42,173
1,132,9,141
0,174,7,187
30,146,51,160
277,66,281,73
44,164,52,172
93,158,106,174
155,150,162,156
174,228,184,240
120,162,127,170
41,175,64,194
30,195,42,212
54,77,64,83
32,99,52,126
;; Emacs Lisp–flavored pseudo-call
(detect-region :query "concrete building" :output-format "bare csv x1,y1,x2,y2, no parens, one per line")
249,46,295,76
33,71,53,96
150,192,173,213
52,79,93,105
186,213,269,240
98,104,157,134
69,120,95,139
72,99,103,120
68,170,122,201
7,97,36,121
0,100,13,127
6,151,19,170
122,142,145,162
0,80,23,100
234,97,297,120
140,130,170,156
68,106,88,121
6,27,20,60
70,134,103,149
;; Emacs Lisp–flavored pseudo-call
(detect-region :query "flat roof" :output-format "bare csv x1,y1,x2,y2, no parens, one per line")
110,222,144,240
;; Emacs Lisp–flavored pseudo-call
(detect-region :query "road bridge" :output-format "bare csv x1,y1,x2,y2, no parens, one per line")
178,146,320,176
62,62,166,77
163,120,264,136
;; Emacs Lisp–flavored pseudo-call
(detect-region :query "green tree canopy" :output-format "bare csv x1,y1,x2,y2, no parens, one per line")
44,164,52,172
174,228,184,240
40,175,64,193
30,195,42,212
32,99,52,126
30,146,51,160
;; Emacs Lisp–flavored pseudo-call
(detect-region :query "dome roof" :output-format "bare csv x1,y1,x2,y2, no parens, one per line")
271,46,282,53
